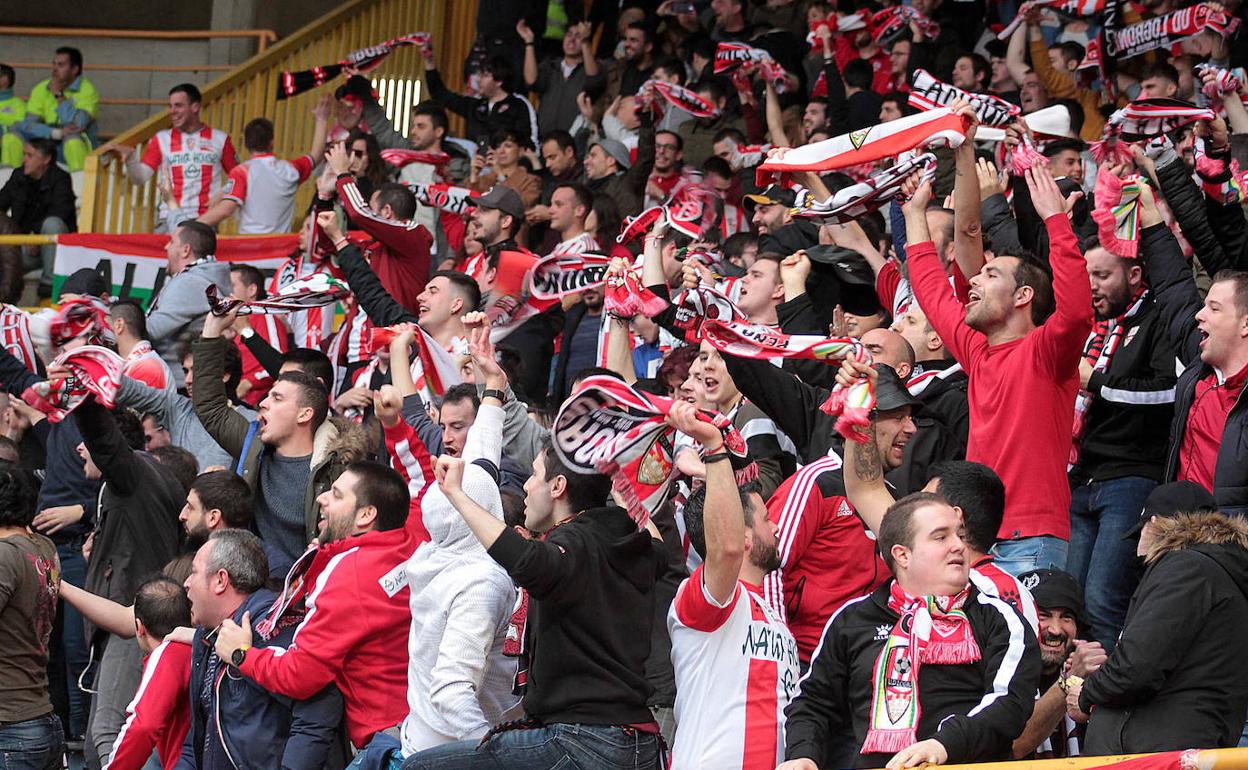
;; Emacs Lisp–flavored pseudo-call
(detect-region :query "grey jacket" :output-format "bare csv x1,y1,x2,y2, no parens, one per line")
116,375,252,471
146,260,233,377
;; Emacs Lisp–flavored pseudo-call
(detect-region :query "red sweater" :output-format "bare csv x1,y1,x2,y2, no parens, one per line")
908,215,1092,540
104,640,191,770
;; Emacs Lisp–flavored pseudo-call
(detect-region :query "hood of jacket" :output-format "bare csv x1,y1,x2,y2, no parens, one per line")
312,415,370,469
576,505,658,593
186,259,233,289
1147,511,1248,598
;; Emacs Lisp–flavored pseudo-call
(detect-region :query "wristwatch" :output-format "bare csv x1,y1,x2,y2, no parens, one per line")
482,388,508,404
231,645,251,668
1059,674,1084,694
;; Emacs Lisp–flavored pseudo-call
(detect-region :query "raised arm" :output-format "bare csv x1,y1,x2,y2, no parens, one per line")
1025,165,1093,369
58,581,136,639
190,314,252,458
839,365,894,535
318,212,417,327
72,397,143,496
951,101,986,279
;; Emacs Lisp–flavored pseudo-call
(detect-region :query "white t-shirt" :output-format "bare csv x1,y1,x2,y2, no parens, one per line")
668,566,801,770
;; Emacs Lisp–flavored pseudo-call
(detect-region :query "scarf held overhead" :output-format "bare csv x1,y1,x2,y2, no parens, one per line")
908,70,1021,127
1102,3,1237,62
206,273,351,316
791,153,936,226
22,345,125,423
276,32,432,100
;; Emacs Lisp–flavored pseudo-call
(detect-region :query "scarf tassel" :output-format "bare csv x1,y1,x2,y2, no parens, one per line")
861,728,919,755
922,637,982,664
818,380,876,443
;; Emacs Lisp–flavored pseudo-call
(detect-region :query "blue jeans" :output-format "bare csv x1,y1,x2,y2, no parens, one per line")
55,542,90,738
1068,477,1154,650
990,535,1069,577
402,724,661,770
0,714,64,770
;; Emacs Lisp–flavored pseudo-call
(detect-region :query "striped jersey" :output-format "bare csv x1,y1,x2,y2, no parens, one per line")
669,566,800,770
140,125,238,216
970,556,1040,635
222,153,315,234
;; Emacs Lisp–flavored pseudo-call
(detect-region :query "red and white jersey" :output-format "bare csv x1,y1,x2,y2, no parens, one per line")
971,556,1040,636
0,305,40,375
549,232,599,257
237,314,291,408
141,125,239,216
104,639,191,770
222,153,315,234
669,566,800,770
123,341,172,391
269,254,341,350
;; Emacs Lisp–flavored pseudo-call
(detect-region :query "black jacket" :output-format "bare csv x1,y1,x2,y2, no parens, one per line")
425,68,537,149
1072,224,1182,484
1080,512,1248,753
487,505,665,725
908,359,969,453
181,590,344,770
0,164,76,233
76,399,184,630
785,581,1040,768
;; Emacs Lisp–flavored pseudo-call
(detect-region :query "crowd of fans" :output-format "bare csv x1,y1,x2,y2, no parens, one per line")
2,0,1248,768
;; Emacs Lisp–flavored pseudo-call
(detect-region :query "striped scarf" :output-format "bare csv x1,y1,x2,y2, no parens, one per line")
275,32,431,100
1070,288,1147,464
1091,174,1144,259
864,583,980,754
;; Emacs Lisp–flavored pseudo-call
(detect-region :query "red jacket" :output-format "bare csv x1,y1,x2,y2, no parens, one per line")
335,175,433,317
104,640,191,770
908,215,1092,540
763,456,890,660
240,429,435,748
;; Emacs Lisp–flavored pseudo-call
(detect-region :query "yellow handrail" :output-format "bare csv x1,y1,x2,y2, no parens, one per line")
0,26,277,52
915,748,1248,770
79,0,478,234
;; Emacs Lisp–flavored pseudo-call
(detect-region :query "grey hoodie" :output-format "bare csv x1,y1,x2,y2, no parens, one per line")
146,259,232,378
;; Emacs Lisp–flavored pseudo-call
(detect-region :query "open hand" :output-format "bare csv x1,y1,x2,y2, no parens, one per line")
1025,164,1081,220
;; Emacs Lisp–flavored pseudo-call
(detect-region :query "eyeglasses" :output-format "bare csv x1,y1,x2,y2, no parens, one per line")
655,143,680,151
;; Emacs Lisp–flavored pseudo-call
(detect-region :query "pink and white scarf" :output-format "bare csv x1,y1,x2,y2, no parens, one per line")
1091,173,1144,259
791,153,936,225
22,345,125,422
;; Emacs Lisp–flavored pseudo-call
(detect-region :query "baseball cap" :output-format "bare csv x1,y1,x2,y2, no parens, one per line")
873,364,922,413
591,137,633,170
1018,568,1085,623
468,186,525,222
59,268,109,300
743,184,797,213
1121,480,1216,540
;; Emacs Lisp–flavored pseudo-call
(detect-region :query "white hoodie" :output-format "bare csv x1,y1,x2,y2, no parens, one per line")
400,403,522,755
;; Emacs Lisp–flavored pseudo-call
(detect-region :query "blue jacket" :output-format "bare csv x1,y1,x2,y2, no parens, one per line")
176,589,343,770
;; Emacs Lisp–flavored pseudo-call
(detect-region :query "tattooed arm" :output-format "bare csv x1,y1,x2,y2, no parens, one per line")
841,413,895,537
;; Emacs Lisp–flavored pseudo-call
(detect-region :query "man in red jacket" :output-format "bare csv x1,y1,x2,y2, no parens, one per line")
213,425,433,752
903,113,1092,576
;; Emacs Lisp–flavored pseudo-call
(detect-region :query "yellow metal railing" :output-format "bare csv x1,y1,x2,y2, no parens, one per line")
80,0,478,234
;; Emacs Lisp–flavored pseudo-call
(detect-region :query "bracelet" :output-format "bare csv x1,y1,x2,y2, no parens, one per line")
332,237,349,252
525,42,536,47
703,451,730,465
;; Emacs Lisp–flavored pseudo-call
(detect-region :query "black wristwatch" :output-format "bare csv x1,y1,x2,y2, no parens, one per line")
482,388,508,404
231,646,250,668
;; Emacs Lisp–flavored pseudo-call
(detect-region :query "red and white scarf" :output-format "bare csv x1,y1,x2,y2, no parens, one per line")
997,0,1104,40
603,269,668,318
637,80,721,121
1091,173,1145,259
408,182,476,215
712,43,789,92
864,583,981,755
700,320,875,441
381,149,451,170
1096,3,1238,62
757,109,968,187
792,153,935,226
908,70,1021,128
1071,288,1148,465
529,252,613,301
1103,98,1216,142
276,32,432,100
868,6,940,46
207,274,351,316
51,296,115,349
551,376,755,525
460,249,558,343
22,345,125,422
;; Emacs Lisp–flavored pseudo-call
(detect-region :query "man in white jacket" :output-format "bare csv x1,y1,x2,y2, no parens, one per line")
389,320,523,756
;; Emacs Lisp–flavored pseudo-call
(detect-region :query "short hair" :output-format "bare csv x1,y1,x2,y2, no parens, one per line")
539,129,576,153
343,461,410,532
692,76,730,105
538,436,613,514
230,264,267,300
701,155,733,180
176,221,216,260
882,91,909,112
133,575,191,639
1142,61,1180,86
878,491,947,572
1051,98,1086,138
27,138,57,160
682,480,761,559
242,118,275,152
150,445,198,493
489,127,530,151
479,55,514,92
655,130,683,152
55,47,83,72
274,370,329,431
113,407,145,451
960,52,990,87
844,59,874,90
0,468,37,527
572,366,617,384
652,56,687,85
1011,256,1055,326
191,470,254,529
109,297,148,340
373,182,417,220
205,529,268,593
926,206,955,244
721,232,757,260
1042,137,1085,159
1212,269,1248,316
0,64,15,90
553,182,593,213
431,269,482,312
1051,40,1086,67
927,461,1004,553
411,101,449,134
440,382,480,411
169,83,202,104
281,348,334,391
712,127,746,146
